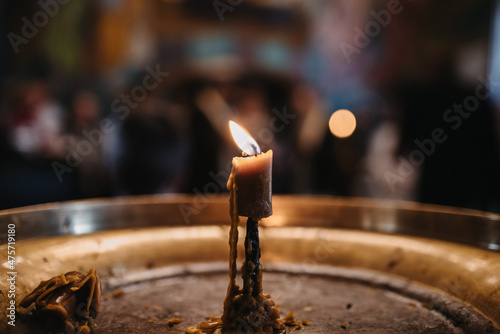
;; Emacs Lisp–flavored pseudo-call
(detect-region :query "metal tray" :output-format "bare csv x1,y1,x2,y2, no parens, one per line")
1,195,499,333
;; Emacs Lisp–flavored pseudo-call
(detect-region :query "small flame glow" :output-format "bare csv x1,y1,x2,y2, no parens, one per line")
229,121,261,156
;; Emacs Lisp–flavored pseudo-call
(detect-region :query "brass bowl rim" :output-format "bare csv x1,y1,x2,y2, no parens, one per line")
0,194,498,218
0,194,499,252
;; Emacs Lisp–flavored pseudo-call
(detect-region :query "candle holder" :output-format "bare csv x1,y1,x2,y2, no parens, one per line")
216,121,282,333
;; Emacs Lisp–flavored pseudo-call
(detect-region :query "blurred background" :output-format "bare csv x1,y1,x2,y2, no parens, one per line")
0,0,499,212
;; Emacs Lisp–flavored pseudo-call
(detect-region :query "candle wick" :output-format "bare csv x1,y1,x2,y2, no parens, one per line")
241,143,261,156
249,143,261,156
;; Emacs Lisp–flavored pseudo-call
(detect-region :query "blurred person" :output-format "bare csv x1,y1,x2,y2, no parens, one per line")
191,76,282,194
0,75,79,209
360,1,500,212
286,83,361,196
232,84,270,139
188,74,295,194
64,89,107,198
289,84,329,193
230,75,296,194
109,96,190,195
299,0,387,197
171,78,223,194
5,78,65,159
393,67,500,212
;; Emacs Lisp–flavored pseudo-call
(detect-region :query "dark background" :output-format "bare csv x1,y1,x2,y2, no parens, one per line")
0,0,499,213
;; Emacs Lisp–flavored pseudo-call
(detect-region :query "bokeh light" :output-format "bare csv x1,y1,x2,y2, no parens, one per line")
328,109,356,138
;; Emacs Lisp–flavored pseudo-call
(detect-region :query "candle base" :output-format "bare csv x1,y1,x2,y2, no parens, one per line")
215,218,283,333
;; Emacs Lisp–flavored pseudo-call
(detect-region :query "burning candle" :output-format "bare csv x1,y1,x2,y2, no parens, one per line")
194,122,281,333
219,121,282,333
227,121,273,220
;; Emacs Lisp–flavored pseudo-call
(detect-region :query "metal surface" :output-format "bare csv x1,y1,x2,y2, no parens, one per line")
0,195,499,332
13,270,495,333
0,195,499,251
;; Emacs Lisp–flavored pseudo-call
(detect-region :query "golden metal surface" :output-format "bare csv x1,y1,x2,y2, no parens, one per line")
0,195,499,331
0,195,498,250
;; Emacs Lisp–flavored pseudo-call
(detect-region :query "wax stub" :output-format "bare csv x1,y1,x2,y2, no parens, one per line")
231,150,272,220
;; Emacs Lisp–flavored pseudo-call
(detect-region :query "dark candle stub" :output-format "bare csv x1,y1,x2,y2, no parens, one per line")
233,150,273,220
193,147,282,333
214,148,282,333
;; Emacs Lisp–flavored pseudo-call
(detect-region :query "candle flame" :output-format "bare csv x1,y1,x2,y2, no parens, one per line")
229,121,261,156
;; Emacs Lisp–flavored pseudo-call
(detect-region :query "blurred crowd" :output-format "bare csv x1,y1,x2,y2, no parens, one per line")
0,62,360,209
0,0,499,213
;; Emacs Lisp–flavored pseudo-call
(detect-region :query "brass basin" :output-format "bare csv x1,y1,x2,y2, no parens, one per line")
0,195,499,332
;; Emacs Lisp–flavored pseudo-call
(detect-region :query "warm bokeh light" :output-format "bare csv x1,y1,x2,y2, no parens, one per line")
229,121,261,156
328,109,356,138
